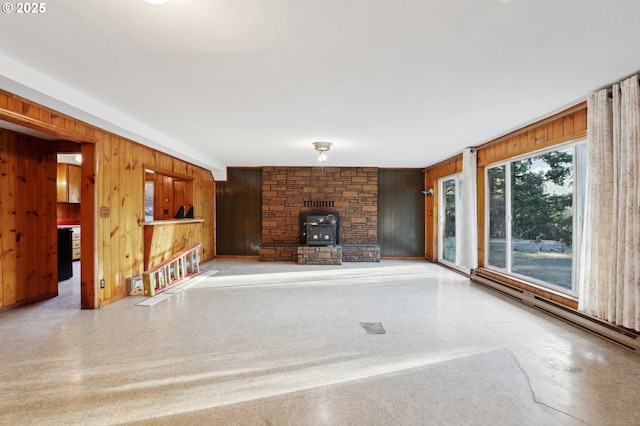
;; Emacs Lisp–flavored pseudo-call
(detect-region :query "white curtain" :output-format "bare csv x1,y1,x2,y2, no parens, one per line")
459,148,478,270
579,75,640,331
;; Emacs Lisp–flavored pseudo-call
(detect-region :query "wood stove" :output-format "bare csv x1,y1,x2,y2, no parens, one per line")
300,212,339,246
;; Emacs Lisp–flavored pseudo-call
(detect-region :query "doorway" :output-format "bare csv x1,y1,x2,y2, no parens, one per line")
56,150,83,305
438,175,460,266
0,120,95,310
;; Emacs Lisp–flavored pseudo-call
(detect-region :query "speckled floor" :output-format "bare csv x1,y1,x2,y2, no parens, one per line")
1,259,639,425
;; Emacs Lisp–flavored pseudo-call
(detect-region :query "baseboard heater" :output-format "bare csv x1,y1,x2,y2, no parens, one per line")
471,270,640,354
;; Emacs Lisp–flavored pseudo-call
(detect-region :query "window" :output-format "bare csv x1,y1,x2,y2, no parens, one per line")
144,168,194,221
144,180,154,222
485,141,586,293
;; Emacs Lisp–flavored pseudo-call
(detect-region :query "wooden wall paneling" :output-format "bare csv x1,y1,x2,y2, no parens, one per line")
67,165,81,203
165,176,174,218
193,175,205,256
0,93,97,144
216,168,262,256
99,134,112,302
152,152,164,171
186,175,195,214
120,137,132,294
143,225,153,270
15,135,28,303
130,144,143,274
156,175,168,219
192,177,201,250
144,222,204,268
172,157,187,177
56,163,67,202
152,174,162,220
145,151,156,170
35,142,48,297
0,131,4,306
516,133,527,154
111,138,123,296
158,152,172,174
155,175,163,219
203,180,216,258
80,142,96,309
476,103,587,167
563,113,574,135
423,156,462,262
1,89,217,309
1,131,17,307
45,147,58,295
574,108,587,130
113,137,123,296
534,125,545,147
174,180,187,211
552,118,564,140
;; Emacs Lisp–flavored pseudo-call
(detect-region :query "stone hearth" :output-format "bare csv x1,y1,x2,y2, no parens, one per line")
297,246,342,265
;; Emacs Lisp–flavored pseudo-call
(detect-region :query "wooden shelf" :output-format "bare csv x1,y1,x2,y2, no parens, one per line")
142,218,204,226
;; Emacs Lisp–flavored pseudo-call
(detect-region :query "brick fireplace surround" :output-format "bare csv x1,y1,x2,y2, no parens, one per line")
259,167,380,263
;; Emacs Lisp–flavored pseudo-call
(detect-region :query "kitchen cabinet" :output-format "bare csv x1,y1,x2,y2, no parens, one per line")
71,226,81,260
57,164,81,203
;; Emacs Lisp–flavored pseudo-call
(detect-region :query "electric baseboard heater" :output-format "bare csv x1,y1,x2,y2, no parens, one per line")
471,270,640,354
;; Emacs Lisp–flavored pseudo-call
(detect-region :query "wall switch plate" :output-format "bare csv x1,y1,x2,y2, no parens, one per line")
100,279,105,289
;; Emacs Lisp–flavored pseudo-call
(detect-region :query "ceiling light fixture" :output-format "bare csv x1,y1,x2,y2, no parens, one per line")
144,0,168,4
312,142,332,162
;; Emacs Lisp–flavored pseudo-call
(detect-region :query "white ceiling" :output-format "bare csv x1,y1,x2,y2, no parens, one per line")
1,0,639,180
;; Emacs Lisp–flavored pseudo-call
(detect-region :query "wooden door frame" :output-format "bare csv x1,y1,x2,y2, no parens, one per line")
80,142,96,308
0,96,97,309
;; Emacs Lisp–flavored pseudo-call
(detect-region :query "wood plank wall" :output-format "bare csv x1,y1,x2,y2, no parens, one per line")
378,169,425,257
143,221,204,270
216,168,262,256
0,129,57,310
94,133,215,306
423,102,587,308
0,89,217,309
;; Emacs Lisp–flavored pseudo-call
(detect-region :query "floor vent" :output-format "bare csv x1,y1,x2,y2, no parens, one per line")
127,276,143,292
360,322,386,334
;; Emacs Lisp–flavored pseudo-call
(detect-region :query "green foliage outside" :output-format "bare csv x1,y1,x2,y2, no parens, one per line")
487,150,573,246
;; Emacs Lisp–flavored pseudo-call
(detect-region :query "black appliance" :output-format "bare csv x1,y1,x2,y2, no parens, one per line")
301,212,339,246
58,228,73,281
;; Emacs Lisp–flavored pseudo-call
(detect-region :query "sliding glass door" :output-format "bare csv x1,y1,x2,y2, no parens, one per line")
438,175,461,267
